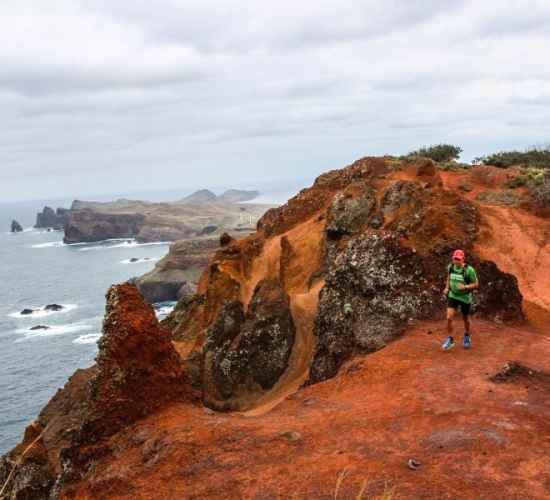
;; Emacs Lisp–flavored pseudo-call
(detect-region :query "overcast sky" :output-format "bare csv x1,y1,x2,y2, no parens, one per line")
1,1,550,202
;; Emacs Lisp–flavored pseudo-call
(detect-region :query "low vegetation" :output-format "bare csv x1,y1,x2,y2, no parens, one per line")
506,167,550,207
404,143,463,162
475,145,550,168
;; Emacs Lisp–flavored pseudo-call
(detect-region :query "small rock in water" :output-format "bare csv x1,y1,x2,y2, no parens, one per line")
30,325,50,331
20,308,35,315
44,304,63,311
130,257,139,262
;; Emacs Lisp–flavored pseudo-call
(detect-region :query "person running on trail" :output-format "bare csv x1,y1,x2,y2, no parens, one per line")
442,249,479,350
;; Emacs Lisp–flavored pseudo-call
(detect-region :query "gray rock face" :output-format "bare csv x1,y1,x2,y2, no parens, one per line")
11,220,23,232
326,184,377,238
63,210,146,244
35,206,69,229
309,233,437,384
203,279,296,410
381,180,423,214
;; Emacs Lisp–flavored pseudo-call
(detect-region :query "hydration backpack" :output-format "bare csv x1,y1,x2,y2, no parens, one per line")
448,263,472,284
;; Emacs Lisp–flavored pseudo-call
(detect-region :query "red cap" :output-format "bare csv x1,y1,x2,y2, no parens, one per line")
452,249,465,260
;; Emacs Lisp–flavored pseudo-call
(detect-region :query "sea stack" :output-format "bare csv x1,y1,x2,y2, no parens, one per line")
11,220,23,232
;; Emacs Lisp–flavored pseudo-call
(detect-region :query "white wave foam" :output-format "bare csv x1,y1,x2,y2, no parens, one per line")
8,303,78,319
14,323,93,342
120,257,160,265
78,240,169,252
31,241,66,248
154,302,177,317
73,333,101,345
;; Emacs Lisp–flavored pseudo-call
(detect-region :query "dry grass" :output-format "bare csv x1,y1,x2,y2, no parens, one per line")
0,422,48,499
333,469,396,500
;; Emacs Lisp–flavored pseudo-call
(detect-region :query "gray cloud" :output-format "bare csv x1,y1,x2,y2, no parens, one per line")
1,0,550,202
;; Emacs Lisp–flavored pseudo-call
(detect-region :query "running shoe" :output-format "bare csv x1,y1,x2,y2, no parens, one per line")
442,336,455,351
463,333,472,349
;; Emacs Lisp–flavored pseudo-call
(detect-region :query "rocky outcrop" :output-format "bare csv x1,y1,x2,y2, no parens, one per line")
34,206,69,230
80,284,189,442
326,183,376,238
203,279,296,410
0,284,192,499
10,220,23,232
134,238,219,303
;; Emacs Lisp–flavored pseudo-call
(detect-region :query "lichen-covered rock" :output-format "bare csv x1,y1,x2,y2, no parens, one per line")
309,233,438,383
381,180,423,214
203,279,296,410
326,183,376,238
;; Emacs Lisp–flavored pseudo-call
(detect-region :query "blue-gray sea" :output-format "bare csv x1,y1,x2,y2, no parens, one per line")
0,201,173,455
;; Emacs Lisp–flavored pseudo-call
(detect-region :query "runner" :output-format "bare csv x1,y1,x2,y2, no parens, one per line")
442,249,479,350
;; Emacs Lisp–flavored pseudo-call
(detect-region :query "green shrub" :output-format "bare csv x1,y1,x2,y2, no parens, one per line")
476,146,550,169
405,144,463,162
530,170,550,208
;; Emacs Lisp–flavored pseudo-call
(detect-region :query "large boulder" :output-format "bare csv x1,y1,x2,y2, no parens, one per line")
326,183,377,238
203,279,296,410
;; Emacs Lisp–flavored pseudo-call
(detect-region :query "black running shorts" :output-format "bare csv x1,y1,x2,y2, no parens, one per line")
447,296,471,316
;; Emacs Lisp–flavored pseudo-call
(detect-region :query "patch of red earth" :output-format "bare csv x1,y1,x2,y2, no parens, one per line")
475,205,550,314
66,319,550,500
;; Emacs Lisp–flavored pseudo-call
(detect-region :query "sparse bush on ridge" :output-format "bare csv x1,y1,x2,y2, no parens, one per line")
475,145,550,168
505,167,550,208
404,143,463,162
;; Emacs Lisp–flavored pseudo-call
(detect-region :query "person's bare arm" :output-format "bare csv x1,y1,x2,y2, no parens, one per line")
443,273,450,295
465,279,478,291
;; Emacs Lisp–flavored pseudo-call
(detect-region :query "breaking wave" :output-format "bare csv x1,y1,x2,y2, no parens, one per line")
8,304,78,319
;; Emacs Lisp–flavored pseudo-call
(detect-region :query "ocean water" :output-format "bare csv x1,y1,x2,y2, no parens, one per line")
0,204,172,454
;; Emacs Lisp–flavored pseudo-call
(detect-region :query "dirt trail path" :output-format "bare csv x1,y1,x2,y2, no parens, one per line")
74,318,550,499
242,281,323,417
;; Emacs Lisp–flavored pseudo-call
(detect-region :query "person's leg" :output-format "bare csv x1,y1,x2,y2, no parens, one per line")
446,306,455,337
442,305,457,349
463,313,470,334
461,303,472,348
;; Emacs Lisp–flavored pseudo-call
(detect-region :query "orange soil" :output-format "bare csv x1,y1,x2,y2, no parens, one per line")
67,318,550,500
475,205,550,312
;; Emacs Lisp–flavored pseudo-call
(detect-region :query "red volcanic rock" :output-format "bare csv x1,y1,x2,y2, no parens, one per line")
81,283,189,442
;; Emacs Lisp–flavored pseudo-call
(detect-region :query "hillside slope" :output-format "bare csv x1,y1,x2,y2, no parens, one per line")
1,156,549,499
